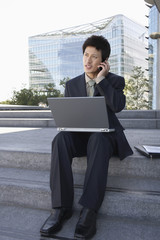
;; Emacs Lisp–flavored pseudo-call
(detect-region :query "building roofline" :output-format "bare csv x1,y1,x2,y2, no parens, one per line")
29,14,146,40
29,15,121,39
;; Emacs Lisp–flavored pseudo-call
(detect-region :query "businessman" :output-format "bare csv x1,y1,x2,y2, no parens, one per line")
40,35,133,239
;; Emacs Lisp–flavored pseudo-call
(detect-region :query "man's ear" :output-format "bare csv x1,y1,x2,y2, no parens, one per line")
102,57,108,62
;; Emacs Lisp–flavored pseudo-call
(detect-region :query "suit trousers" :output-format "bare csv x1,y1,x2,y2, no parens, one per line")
50,131,117,211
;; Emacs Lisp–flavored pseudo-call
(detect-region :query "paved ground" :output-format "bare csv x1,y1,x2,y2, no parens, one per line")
0,127,160,154
1,203,160,240
0,127,57,153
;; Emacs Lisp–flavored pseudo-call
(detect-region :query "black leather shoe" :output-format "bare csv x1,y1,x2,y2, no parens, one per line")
74,208,97,239
40,207,72,237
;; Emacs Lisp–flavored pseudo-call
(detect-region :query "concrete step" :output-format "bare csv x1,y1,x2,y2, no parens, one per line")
1,149,160,178
118,110,160,128
0,110,54,128
0,110,55,127
0,118,55,127
0,204,160,240
0,110,52,118
116,109,160,119
0,117,159,128
0,167,160,219
0,128,159,221
0,167,160,195
0,128,160,178
0,110,160,128
0,109,159,119
119,118,160,129
0,127,160,239
0,104,47,110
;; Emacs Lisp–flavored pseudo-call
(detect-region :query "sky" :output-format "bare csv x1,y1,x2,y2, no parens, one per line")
0,0,149,102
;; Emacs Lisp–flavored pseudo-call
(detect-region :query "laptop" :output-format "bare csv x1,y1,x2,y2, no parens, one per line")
48,96,115,132
134,145,160,159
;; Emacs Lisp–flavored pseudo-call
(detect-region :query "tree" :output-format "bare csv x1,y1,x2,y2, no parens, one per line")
10,88,40,106
39,83,62,104
124,66,150,110
1,81,70,106
60,77,70,88
8,83,62,106
59,77,70,96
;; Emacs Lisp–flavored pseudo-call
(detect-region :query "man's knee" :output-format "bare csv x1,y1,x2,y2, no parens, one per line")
88,132,105,145
52,131,71,145
87,132,113,156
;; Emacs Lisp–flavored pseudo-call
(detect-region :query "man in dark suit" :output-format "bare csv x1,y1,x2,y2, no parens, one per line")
40,35,133,239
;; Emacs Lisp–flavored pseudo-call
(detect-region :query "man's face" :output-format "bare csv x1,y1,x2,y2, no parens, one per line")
83,46,102,78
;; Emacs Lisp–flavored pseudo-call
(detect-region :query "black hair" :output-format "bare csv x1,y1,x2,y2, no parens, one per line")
82,35,111,61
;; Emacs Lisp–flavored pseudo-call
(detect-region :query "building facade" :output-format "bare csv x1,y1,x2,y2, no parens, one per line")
145,1,160,109
29,14,148,93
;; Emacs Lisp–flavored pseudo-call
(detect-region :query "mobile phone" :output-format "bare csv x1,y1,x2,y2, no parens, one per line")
98,59,105,71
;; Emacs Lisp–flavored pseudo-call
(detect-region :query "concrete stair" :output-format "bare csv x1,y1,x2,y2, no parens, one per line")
1,204,160,240
117,109,160,129
0,107,160,128
0,127,160,239
0,110,55,127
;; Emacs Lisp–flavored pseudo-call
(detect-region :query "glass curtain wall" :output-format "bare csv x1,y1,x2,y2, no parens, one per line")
29,15,148,92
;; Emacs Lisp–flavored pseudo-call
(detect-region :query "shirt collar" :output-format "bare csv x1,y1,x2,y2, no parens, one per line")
85,73,105,85
85,73,94,83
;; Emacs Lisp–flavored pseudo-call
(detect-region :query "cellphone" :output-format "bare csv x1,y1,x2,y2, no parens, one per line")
98,59,105,71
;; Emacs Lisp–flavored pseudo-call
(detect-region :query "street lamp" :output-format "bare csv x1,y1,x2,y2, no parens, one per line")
144,0,160,12
144,1,160,39
150,32,160,39
144,0,160,109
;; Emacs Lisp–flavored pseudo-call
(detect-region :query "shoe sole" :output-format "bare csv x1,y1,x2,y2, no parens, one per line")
74,227,96,239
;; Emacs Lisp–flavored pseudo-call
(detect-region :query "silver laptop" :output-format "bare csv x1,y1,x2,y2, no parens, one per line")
48,97,115,132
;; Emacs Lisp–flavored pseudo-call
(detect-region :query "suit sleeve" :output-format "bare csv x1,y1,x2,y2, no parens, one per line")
96,76,126,113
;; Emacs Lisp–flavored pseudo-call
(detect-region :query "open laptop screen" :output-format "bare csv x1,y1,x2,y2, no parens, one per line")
48,97,115,132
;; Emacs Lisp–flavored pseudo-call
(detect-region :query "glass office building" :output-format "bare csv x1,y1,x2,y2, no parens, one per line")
29,14,148,92
148,5,160,109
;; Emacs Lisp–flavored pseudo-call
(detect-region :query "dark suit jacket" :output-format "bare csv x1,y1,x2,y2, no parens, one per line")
64,72,133,160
